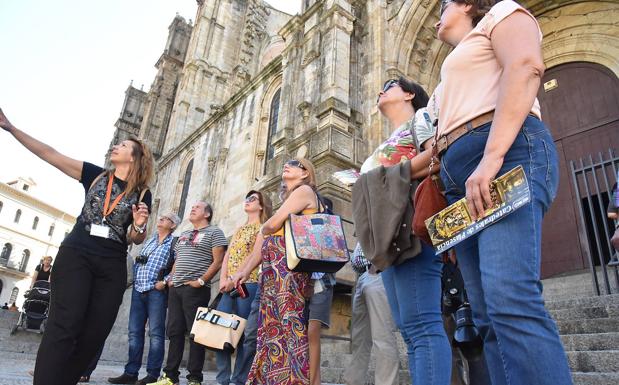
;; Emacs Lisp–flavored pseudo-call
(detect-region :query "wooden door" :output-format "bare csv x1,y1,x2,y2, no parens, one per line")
537,62,619,278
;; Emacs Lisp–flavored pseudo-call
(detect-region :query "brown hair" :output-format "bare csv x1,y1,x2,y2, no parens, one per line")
110,137,154,196
246,190,273,224
283,158,318,200
448,0,497,26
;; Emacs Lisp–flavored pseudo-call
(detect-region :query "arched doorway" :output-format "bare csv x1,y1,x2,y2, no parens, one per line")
537,62,619,277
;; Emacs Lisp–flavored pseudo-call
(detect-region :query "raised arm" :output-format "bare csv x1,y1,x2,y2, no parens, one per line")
0,108,83,180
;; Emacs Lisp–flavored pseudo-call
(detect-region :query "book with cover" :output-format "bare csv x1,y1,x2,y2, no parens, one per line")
425,165,531,254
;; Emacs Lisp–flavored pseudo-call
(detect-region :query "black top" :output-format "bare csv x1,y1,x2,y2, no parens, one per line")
35,264,52,281
62,162,152,258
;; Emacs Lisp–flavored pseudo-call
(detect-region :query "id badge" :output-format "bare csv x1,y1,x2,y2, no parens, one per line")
90,224,110,239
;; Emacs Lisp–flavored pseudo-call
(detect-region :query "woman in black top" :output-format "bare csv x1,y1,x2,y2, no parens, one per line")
0,108,154,385
31,256,53,286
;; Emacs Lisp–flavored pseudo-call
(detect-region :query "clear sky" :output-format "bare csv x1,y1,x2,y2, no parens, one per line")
0,0,300,216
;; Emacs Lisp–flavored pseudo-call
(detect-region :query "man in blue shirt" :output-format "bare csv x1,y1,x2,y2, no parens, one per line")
108,212,180,385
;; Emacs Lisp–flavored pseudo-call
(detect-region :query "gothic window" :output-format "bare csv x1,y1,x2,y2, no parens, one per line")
266,89,281,161
19,250,30,272
0,201,3,214
32,216,39,230
0,243,11,266
48,223,55,237
178,159,194,219
9,287,18,305
14,209,21,223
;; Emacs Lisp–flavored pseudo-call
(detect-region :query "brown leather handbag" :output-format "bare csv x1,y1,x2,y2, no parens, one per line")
411,128,447,245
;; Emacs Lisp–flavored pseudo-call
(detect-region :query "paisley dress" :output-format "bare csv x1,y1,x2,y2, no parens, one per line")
246,209,315,385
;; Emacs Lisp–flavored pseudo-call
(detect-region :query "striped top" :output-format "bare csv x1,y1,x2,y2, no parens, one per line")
172,225,228,287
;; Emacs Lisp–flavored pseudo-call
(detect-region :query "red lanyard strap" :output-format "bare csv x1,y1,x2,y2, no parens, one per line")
103,174,125,219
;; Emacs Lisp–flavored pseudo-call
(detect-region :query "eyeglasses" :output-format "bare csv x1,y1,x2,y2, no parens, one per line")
285,159,307,170
245,195,259,203
382,79,399,93
159,216,172,222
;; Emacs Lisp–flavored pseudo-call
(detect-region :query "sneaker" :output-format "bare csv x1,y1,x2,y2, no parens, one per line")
187,381,201,385
107,373,138,384
147,374,177,385
136,375,158,385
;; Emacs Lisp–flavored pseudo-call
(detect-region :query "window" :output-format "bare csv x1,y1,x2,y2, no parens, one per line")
265,89,281,161
1,243,11,266
19,250,30,272
23,184,29,191
48,223,55,237
9,287,19,305
32,216,39,230
177,159,194,219
0,201,3,214
14,209,21,223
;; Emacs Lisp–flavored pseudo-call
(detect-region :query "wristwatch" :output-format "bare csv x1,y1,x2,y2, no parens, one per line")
132,223,146,234
197,277,206,286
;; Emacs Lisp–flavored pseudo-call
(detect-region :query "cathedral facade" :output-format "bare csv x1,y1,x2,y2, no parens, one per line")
111,0,619,313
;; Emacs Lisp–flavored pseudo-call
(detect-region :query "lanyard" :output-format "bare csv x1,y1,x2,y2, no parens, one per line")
102,174,125,220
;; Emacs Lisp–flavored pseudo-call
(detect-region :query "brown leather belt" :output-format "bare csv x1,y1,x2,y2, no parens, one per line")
436,111,494,156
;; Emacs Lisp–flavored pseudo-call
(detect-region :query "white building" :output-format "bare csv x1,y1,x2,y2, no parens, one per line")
0,177,75,307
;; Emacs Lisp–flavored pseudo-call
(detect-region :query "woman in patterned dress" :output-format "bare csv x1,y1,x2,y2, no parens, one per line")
215,190,272,385
244,158,320,385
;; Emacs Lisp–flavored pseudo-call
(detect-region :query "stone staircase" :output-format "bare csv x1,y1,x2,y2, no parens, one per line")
318,270,619,385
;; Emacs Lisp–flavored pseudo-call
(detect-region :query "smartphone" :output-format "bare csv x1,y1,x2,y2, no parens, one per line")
229,282,248,299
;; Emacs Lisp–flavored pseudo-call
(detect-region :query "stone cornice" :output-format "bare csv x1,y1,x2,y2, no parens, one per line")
0,183,76,223
158,57,284,168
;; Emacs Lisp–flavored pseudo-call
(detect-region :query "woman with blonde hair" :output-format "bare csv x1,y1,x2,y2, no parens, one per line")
237,158,320,385
0,108,154,385
215,189,272,385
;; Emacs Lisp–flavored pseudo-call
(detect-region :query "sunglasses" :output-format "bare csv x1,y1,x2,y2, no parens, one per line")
285,159,307,170
440,0,452,16
382,79,399,93
245,195,259,203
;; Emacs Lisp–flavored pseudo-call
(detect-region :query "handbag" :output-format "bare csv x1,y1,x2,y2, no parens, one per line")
410,124,447,245
285,196,350,273
189,293,246,352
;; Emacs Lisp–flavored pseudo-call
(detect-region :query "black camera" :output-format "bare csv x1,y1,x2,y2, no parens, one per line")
135,255,149,264
453,303,484,361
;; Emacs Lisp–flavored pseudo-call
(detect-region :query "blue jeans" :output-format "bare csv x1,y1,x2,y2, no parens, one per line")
381,243,452,385
439,116,573,385
124,288,167,378
215,282,259,385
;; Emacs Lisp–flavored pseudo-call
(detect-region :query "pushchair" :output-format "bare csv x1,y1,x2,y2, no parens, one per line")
10,280,50,335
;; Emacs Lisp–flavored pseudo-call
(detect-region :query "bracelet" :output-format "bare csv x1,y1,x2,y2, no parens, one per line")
132,223,146,234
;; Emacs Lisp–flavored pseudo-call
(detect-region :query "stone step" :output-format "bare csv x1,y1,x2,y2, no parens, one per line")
561,333,619,352
550,304,619,321
557,318,619,335
567,350,619,373
320,366,410,385
545,294,619,311
572,372,619,385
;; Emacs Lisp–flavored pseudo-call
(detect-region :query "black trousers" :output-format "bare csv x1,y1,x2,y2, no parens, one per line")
34,246,127,385
164,285,210,382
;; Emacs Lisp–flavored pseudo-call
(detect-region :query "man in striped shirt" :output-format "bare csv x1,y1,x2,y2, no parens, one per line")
152,201,227,385
108,213,180,385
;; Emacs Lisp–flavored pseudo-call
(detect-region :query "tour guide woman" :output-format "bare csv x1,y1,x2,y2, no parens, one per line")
0,108,154,385
434,1,572,384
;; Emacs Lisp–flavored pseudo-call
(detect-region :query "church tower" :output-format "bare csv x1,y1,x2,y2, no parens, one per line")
138,14,193,159
105,83,146,166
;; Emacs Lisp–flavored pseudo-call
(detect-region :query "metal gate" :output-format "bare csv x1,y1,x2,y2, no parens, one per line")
570,148,619,295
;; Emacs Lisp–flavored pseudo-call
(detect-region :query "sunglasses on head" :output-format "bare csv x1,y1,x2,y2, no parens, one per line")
440,0,452,16
285,159,307,170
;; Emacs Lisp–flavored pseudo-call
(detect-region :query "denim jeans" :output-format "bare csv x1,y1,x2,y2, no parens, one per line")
381,243,452,385
439,116,573,385
215,282,259,385
124,288,167,378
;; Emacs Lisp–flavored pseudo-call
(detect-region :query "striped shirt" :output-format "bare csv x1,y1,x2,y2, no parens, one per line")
172,225,228,287
134,233,174,293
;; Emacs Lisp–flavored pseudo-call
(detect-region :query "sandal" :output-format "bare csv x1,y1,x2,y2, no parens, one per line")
78,375,90,383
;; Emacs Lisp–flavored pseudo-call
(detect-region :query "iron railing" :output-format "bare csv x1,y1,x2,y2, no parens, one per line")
570,148,619,295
